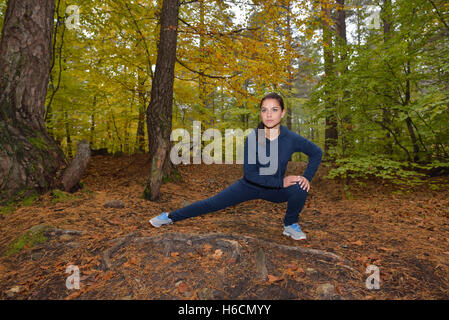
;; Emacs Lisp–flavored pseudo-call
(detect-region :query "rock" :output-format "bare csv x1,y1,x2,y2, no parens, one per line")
6,286,22,297
176,281,189,295
212,249,223,259
198,287,214,300
66,242,81,248
104,200,125,208
29,224,49,234
60,234,73,241
175,280,184,287
31,252,44,261
174,272,188,282
305,268,318,277
316,283,336,299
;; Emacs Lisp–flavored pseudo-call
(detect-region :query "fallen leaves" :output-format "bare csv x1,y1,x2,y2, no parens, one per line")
379,247,396,252
335,284,343,295
225,258,236,264
1,155,448,301
286,263,299,271
105,218,120,226
284,268,296,276
284,263,304,277
267,274,282,283
103,271,114,280
123,257,138,267
350,240,363,246
65,290,81,300
355,256,369,265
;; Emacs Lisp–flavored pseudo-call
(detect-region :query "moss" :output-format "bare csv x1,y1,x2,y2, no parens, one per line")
4,229,48,256
142,185,152,200
1,189,39,215
79,183,95,198
1,204,16,216
21,191,39,206
162,168,182,183
50,189,74,203
29,136,49,150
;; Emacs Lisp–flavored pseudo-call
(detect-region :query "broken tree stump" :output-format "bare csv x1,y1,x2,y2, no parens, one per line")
60,140,91,193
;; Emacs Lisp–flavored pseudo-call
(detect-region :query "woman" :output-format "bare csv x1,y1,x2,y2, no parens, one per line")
149,92,323,240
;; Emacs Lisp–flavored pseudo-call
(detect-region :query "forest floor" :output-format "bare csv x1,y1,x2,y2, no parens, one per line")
1,153,449,300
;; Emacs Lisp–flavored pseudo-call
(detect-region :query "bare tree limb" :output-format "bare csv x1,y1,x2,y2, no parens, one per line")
176,57,242,79
180,0,200,5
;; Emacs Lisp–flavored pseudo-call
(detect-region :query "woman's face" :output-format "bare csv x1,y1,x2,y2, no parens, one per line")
260,98,286,128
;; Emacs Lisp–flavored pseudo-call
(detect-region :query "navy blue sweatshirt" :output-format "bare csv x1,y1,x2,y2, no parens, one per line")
243,125,323,189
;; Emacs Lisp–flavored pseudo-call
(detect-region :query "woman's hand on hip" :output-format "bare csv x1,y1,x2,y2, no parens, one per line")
283,175,310,191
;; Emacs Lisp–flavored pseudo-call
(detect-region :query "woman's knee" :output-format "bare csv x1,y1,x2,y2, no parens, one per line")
286,183,308,199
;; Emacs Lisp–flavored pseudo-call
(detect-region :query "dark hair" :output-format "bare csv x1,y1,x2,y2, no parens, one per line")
257,92,284,130
255,92,284,146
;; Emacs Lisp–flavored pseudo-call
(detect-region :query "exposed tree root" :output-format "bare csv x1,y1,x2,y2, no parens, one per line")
101,232,359,276
44,228,87,236
101,232,136,270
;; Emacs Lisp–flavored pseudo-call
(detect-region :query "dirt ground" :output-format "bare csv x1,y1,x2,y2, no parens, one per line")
1,153,449,300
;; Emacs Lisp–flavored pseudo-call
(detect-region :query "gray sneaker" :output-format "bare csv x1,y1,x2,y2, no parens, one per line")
283,223,307,240
149,212,173,227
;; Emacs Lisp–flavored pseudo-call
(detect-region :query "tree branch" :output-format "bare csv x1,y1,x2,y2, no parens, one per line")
428,0,449,32
45,10,66,122
360,106,412,161
175,57,241,79
123,1,154,80
180,0,200,5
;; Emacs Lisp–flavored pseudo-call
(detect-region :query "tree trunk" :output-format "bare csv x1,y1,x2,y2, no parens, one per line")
144,0,179,201
60,140,91,193
285,0,293,132
64,107,72,158
197,0,209,156
90,97,96,149
0,0,67,203
284,0,295,162
381,0,394,154
136,70,147,153
335,0,350,157
322,2,338,161
404,59,420,162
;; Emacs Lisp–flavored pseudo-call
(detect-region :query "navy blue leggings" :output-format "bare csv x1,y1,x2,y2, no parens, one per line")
168,178,308,226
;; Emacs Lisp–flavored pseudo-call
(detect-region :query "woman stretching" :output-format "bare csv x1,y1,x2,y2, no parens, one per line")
149,92,323,240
